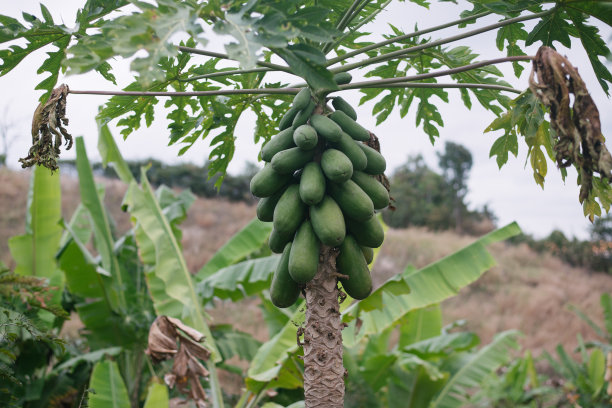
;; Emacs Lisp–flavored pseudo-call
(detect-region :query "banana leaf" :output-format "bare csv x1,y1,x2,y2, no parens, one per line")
123,169,220,361
97,120,134,184
342,222,521,347
196,218,273,281
143,380,169,408
429,330,520,408
8,165,64,305
87,360,131,408
197,255,280,303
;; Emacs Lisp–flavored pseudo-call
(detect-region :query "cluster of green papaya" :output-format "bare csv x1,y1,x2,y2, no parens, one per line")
250,80,389,308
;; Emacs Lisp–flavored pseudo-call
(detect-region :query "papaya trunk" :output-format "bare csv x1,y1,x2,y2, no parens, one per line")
303,245,344,407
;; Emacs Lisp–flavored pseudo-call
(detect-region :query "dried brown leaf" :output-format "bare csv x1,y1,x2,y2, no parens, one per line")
19,84,72,171
529,46,612,203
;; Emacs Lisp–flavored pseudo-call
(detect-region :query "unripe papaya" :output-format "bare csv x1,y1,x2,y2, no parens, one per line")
351,171,389,209
292,100,316,129
293,125,318,150
331,132,367,171
261,128,295,162
288,220,320,284
309,114,342,142
269,227,292,254
346,215,384,248
273,184,307,237
321,148,353,183
359,143,387,175
279,107,299,131
310,196,345,247
337,235,372,300
328,179,374,222
256,185,288,222
271,147,316,175
361,246,374,265
292,88,312,111
299,162,326,206
270,243,301,308
330,110,370,141
250,165,293,198
333,72,352,85
332,96,357,121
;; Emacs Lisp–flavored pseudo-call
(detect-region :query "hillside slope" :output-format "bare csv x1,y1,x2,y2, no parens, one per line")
1,168,609,358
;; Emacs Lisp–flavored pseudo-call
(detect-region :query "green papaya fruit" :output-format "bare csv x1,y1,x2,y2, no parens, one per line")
337,235,372,300
332,96,357,120
270,243,301,308
333,72,352,85
310,195,346,247
261,128,295,162
309,114,342,142
273,184,307,237
256,185,288,222
351,171,389,209
321,148,353,183
288,220,320,284
329,110,370,141
271,147,316,174
328,179,374,222
250,165,293,198
345,215,384,248
279,107,299,131
299,162,326,206
293,124,318,150
361,246,374,265
293,88,312,111
292,100,316,129
359,143,387,175
331,132,367,171
269,227,292,254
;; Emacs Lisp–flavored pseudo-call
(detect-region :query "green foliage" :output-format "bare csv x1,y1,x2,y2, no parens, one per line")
383,153,494,233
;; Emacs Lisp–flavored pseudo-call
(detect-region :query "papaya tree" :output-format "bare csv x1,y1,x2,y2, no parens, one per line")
1,1,611,407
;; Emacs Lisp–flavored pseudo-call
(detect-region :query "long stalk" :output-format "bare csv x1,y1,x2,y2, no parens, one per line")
352,82,522,93
207,360,225,408
177,45,293,73
334,55,532,90
326,10,492,66
179,67,275,82
331,9,552,73
69,88,301,97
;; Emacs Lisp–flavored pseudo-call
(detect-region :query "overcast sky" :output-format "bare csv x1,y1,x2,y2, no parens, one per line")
1,1,611,239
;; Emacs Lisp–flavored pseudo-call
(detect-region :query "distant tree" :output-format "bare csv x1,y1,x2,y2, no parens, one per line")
384,154,456,230
591,213,612,242
437,141,473,233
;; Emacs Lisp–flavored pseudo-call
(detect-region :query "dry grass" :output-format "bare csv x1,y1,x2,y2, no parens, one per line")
2,169,611,363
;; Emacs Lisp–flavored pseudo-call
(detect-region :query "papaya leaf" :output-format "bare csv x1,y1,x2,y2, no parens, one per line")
566,10,612,95
276,44,338,92
525,7,572,49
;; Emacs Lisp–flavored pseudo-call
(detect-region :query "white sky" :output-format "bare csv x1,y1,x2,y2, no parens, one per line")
1,1,611,239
